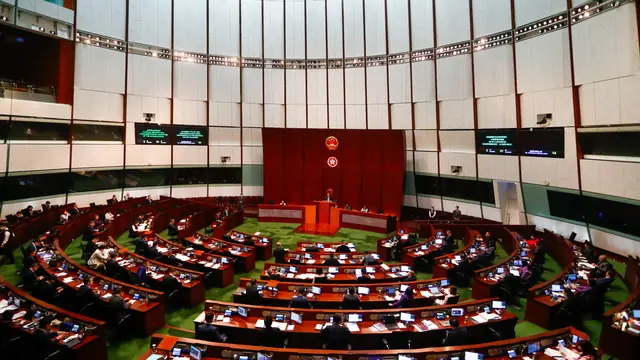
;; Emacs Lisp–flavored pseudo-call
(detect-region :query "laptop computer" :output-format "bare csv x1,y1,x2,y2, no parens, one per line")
383,315,399,330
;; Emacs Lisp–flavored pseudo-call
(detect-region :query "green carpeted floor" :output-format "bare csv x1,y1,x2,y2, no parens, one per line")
0,218,632,359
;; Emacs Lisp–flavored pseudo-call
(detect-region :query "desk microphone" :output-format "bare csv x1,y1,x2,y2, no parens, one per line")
382,338,390,350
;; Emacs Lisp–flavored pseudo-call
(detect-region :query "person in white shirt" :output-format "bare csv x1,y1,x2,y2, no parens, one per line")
88,245,109,271
104,211,114,223
279,200,287,206
428,206,437,219
435,286,458,306
360,206,369,213
60,211,70,224
0,223,14,264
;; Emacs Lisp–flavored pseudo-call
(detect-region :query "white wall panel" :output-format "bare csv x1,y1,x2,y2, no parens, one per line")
242,186,264,196
241,0,262,58
367,104,388,129
366,67,388,104
474,46,514,98
242,104,262,127
210,127,241,146
520,128,579,189
72,144,124,169
124,145,171,167
127,55,172,98
482,205,502,222
410,0,434,50
435,0,470,45
589,228,640,258
477,95,517,128
210,102,241,127
264,69,284,104
264,104,285,128
412,61,436,102
414,130,438,151
308,105,328,129
327,0,344,58
391,103,412,129
580,160,640,201
404,131,414,151
208,185,242,196
8,145,69,172
514,0,566,27
439,99,474,130
285,0,305,59
345,68,366,104
579,75,640,126
173,0,207,53
345,105,366,129
413,102,437,129
209,146,241,165
264,0,284,59
437,55,473,100
286,70,306,105
307,0,326,59
519,88,574,127
210,66,241,102
286,104,306,128
173,146,207,166
307,69,327,105
442,199,482,218
344,0,365,57
73,90,123,122
128,0,171,48
77,0,126,39
126,95,171,125
404,195,418,207
439,130,475,153
477,154,520,182
209,0,239,56
329,105,345,129
365,0,386,55
171,186,209,198
174,99,207,126
387,0,410,53
328,69,344,104
439,153,477,177
174,62,207,101
414,151,439,174
527,214,589,242
389,64,411,104
472,0,511,37
242,146,263,165
75,45,126,94
242,128,263,146
417,195,442,210
515,30,572,93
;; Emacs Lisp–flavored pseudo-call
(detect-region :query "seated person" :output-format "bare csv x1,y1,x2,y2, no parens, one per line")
111,195,119,203
360,205,369,212
323,253,340,266
305,243,320,252
145,195,153,205
259,315,283,347
341,287,360,310
134,236,149,255
575,339,597,360
167,219,179,237
243,278,263,305
289,288,313,309
87,245,109,271
389,286,414,308
22,248,38,272
82,221,97,241
335,242,351,253
161,272,181,293
356,268,370,283
93,215,104,228
361,250,378,265
581,241,596,263
22,263,43,289
267,268,282,280
279,200,287,206
442,318,470,346
70,204,81,215
33,317,60,345
594,270,615,286
313,267,327,284
76,277,100,307
109,286,131,323
321,314,352,350
196,312,225,342
525,234,540,250
146,243,161,260
344,204,352,211
592,255,613,278
42,201,52,211
435,286,458,305
404,270,417,282
104,211,114,224
59,211,70,224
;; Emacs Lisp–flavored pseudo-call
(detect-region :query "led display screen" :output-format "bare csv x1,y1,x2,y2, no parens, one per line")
519,128,565,158
134,123,170,145
475,130,517,156
173,125,207,145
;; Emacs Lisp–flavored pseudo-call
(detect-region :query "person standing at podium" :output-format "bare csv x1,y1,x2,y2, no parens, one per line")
360,205,369,212
325,192,332,201
279,200,287,205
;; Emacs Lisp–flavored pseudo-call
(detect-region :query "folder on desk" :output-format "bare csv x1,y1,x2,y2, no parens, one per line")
346,323,360,332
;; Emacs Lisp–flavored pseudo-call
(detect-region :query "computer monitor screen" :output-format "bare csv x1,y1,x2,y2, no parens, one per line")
436,312,446,320
464,352,484,360
451,357,460,360
347,313,363,323
133,294,140,300
274,314,284,322
435,239,442,245
454,255,462,261
290,311,302,324
527,343,541,354
257,285,264,291
224,310,232,317
238,306,248,318
400,284,409,292
311,286,322,295
289,266,298,273
33,311,41,318
497,267,505,274
552,284,563,292
357,286,370,295
451,308,464,316
571,335,580,344
172,348,182,357
339,254,347,260
304,253,312,259
420,245,427,250
372,254,380,259
484,306,491,313
441,279,450,287
507,350,517,358
633,310,640,319
568,274,577,281
238,356,249,360
521,251,528,257
103,284,109,290
317,244,324,248
386,287,396,295
401,266,410,272
492,300,506,309
469,248,476,254
400,312,415,322
558,339,566,347
513,260,522,266
355,269,362,276
328,267,338,274
189,346,202,360
256,353,272,360
398,355,415,360
365,267,375,274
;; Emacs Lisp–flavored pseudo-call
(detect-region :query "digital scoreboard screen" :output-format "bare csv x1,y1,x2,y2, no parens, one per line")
519,128,565,158
475,130,517,156
134,123,170,145
173,125,207,145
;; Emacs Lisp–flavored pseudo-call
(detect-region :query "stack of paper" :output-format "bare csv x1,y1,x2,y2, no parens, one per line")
420,291,433,298
175,254,190,262
102,293,113,299
346,323,360,332
253,319,265,328
422,320,439,330
471,315,488,323
55,272,67,277
63,277,74,283
212,264,221,269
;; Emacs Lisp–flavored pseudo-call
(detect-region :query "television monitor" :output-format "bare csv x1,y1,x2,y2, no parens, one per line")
290,312,302,324
567,274,577,282
103,284,109,291
347,313,363,323
441,279,450,287
454,255,462,261
633,310,640,319
256,353,272,360
222,257,229,264
189,345,203,360
496,267,505,274
172,348,182,357
492,301,506,309
173,125,207,145
400,266,410,272
339,254,347,260
134,123,170,145
224,310,232,317
328,267,338,274
475,129,518,156
71,324,80,333
484,306,491,313
451,308,464,316
436,312,446,320
357,286,370,295
521,251,528,257
469,248,476,254
435,239,442,245
355,269,362,276
464,351,484,360
400,284,409,292
507,350,517,359
527,343,541,354
133,294,140,300
421,245,427,250
317,244,324,248
386,287,396,295
365,267,375,274
289,266,298,274
238,306,248,318
451,358,460,360
571,335,580,344
275,314,285,322
33,311,41,319
311,286,322,295
400,312,415,322
551,284,563,292
519,127,565,158
513,260,522,266
257,285,264,291
238,356,249,360
558,339,566,347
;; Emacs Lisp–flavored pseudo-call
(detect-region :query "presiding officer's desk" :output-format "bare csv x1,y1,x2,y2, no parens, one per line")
0,278,108,360
282,250,380,265
184,233,256,272
103,236,205,307
148,234,235,287
194,298,517,349
139,327,589,360
223,230,273,260
34,242,165,336
336,208,397,233
233,277,457,309
261,263,413,284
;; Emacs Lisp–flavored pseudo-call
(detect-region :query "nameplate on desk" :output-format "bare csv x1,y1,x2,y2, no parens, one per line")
341,214,387,228
259,208,303,219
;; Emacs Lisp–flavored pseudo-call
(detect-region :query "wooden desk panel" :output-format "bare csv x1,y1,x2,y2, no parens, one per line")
338,209,396,233
224,230,273,261
258,204,306,223
185,234,256,273
261,263,412,284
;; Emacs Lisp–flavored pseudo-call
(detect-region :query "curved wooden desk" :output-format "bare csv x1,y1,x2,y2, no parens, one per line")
223,230,273,260
185,233,256,272
281,250,380,266
195,298,517,349
261,263,413,284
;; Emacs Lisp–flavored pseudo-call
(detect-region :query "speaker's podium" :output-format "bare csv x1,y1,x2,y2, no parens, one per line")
313,200,336,225
295,200,339,236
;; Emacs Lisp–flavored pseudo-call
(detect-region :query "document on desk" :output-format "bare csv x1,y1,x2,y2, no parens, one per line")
346,323,360,332
422,320,439,330
212,264,221,269
12,311,26,320
414,251,425,256
55,272,67,277
63,277,74,283
255,319,265,328
286,324,295,331
146,354,164,360
306,260,316,264
471,315,488,323
420,291,433,298
175,254,190,262
314,324,324,331
380,263,390,270
101,293,113,299
372,323,388,332
388,273,397,278
286,273,294,278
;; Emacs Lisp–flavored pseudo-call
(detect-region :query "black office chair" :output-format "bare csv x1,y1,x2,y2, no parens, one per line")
167,289,181,309
445,295,459,304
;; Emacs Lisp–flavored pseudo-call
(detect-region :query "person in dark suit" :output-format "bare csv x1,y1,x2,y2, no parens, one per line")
161,272,181,294
35,279,60,302
305,243,320,252
134,236,149,255
335,242,351,253
443,230,455,253
356,268,370,283
42,201,52,211
145,195,153,205
581,241,596,263
361,251,377,265
33,318,59,346
0,223,15,264
403,270,417,282
452,206,462,220
323,253,340,266
443,318,470,346
22,263,42,289
243,278,263,305
196,312,225,342
70,204,81,216
109,286,131,322
259,315,283,347
267,268,282,280
321,314,352,350
273,242,286,264
167,219,179,238
111,195,119,203
23,248,38,271
23,205,35,218
106,252,119,270
82,221,96,241
341,287,360,310
290,288,313,309
146,244,161,260
77,277,100,306
592,255,613,278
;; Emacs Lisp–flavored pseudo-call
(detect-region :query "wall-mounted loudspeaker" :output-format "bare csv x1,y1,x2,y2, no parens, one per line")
144,113,155,122
221,156,230,163
451,166,462,175
536,113,552,126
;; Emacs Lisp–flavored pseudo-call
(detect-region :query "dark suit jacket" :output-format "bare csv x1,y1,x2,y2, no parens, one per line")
581,248,596,263
162,275,180,293
323,258,341,266
196,323,223,342
77,284,99,304
273,247,286,263
444,326,470,346
259,326,282,347
335,245,351,253
321,324,351,350
305,246,319,253
109,294,130,320
244,285,262,305
290,295,312,308
134,238,149,255
362,255,377,265
167,223,179,236
341,294,360,310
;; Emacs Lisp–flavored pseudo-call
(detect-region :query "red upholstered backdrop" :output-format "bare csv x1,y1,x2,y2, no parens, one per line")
262,129,405,216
